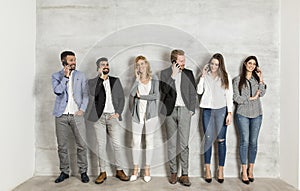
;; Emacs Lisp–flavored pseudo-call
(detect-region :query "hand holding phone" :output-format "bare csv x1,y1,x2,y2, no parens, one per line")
202,64,209,77
63,62,71,77
255,67,263,81
135,68,140,80
99,70,106,80
171,60,180,77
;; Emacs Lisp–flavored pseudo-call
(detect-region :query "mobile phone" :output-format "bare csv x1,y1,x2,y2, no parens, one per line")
62,61,68,66
172,60,180,69
204,64,210,72
207,64,211,72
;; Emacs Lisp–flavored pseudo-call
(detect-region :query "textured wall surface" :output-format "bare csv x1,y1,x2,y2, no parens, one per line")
36,0,279,177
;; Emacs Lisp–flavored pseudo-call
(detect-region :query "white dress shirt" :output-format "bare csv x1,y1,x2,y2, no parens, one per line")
172,71,185,107
63,72,79,114
103,77,115,113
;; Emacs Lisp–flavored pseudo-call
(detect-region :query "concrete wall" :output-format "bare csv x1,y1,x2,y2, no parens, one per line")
280,0,300,189
36,0,280,177
0,0,36,190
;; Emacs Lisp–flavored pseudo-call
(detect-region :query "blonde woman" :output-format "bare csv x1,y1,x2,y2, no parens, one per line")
129,55,159,182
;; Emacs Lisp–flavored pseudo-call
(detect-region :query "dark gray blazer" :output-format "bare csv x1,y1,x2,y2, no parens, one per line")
129,76,160,123
86,76,125,122
159,67,196,116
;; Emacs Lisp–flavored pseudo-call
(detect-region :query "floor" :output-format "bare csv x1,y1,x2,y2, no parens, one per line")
13,176,299,191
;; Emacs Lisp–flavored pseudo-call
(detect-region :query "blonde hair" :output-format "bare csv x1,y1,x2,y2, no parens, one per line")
134,55,152,80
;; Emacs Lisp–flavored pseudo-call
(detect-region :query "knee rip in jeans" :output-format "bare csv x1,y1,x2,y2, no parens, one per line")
217,139,225,143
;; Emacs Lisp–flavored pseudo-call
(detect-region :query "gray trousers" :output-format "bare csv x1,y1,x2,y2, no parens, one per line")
94,113,123,172
55,114,88,174
165,106,191,175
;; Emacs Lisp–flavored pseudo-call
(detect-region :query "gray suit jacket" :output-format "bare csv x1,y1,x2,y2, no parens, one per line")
86,76,124,122
159,67,196,116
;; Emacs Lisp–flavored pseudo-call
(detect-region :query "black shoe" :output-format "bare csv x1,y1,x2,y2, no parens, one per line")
241,172,250,185
205,178,212,183
54,172,69,183
216,168,224,184
247,168,255,182
204,170,212,183
81,172,90,183
217,178,224,183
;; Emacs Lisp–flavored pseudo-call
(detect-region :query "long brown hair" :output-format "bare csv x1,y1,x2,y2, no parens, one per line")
210,53,229,89
238,56,260,92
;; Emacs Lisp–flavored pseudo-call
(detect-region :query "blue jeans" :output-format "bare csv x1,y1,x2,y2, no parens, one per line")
236,114,262,165
202,107,227,166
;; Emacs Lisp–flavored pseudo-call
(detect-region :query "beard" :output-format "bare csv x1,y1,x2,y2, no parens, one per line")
102,68,110,75
69,64,76,70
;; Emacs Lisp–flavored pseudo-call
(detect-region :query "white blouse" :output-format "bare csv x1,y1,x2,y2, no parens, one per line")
138,80,152,123
197,73,233,112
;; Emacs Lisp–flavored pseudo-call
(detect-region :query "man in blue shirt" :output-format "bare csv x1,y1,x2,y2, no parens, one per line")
51,50,89,183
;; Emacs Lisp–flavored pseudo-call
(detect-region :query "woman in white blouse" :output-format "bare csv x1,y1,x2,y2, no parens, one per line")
129,55,160,183
197,53,233,184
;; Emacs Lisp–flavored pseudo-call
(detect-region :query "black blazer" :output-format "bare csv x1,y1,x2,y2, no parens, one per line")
86,76,125,122
159,67,196,116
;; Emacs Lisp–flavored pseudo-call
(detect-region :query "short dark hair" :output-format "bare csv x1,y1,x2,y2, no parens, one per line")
60,51,75,61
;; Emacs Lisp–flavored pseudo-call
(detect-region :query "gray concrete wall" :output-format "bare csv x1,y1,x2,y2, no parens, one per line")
36,0,280,177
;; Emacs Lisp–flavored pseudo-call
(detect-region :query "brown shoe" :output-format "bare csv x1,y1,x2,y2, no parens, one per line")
116,170,129,181
178,175,191,187
95,172,107,184
169,173,177,184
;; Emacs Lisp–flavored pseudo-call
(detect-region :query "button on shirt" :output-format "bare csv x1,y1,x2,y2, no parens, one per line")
63,71,78,114
197,73,233,112
102,77,115,113
172,71,185,107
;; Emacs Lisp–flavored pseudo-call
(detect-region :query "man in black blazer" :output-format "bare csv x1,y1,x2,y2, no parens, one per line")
160,50,196,187
86,57,129,184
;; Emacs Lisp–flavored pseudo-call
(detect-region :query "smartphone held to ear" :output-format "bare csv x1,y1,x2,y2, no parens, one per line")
172,60,180,69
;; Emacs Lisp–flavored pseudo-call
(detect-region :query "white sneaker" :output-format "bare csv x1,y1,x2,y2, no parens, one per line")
143,176,151,183
130,174,138,181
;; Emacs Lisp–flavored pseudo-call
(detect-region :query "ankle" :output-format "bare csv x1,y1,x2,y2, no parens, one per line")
144,166,150,176
132,166,139,175
218,167,224,178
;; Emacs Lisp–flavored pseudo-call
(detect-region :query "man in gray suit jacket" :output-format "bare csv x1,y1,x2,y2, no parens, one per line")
86,57,129,184
160,49,196,187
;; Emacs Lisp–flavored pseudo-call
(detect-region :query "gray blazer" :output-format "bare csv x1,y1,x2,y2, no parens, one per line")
86,76,125,122
159,67,196,116
129,76,160,123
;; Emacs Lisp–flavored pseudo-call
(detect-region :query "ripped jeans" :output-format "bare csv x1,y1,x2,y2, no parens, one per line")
202,107,227,166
